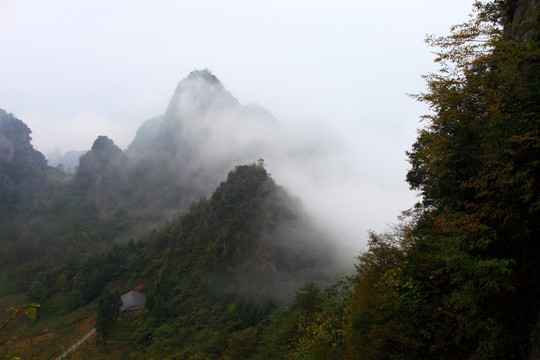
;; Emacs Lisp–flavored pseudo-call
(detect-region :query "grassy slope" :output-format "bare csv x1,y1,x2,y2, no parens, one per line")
0,297,96,360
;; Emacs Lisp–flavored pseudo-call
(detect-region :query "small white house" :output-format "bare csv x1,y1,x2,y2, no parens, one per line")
120,290,146,312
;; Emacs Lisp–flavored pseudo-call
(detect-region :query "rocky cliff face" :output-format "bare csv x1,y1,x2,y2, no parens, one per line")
76,136,127,187
509,0,539,39
0,109,47,170
75,136,129,218
0,109,49,217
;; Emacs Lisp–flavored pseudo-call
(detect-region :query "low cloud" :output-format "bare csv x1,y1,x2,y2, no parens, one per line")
22,110,134,157
131,70,415,261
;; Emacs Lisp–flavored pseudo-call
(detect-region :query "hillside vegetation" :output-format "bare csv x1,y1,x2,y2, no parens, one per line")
0,1,539,358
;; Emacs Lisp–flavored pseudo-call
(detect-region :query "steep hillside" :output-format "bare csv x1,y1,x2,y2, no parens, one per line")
0,163,342,359
0,70,293,293
139,163,339,304
0,70,346,359
116,163,341,357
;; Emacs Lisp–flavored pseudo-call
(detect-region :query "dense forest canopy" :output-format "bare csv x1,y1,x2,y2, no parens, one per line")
350,0,540,358
1,0,539,358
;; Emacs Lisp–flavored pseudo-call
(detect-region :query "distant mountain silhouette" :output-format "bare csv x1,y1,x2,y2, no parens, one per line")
47,148,87,172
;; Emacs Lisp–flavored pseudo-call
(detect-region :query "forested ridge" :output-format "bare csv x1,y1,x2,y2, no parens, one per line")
348,1,540,357
1,0,539,358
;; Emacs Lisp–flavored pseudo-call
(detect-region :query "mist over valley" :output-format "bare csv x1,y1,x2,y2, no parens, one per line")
0,69,352,321
1,0,538,358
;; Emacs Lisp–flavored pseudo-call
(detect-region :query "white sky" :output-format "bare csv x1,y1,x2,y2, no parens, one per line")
0,0,475,251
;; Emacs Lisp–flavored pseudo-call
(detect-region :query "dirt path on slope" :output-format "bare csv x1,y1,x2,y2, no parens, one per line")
55,327,96,360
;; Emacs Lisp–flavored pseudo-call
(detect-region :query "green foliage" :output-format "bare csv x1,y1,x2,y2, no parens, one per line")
349,1,540,358
23,304,39,320
95,286,121,336
1,303,40,331
254,279,352,360
0,108,338,357
294,282,323,314
115,163,339,358
145,265,177,319
26,273,49,303
0,81,344,357
221,326,259,360
12,8,536,354
349,224,430,359
5,303,40,320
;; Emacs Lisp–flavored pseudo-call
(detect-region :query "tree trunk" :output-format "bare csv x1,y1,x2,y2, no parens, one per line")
529,310,540,360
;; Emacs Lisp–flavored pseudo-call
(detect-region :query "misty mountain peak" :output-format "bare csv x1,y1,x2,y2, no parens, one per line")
75,135,128,216
187,69,220,84
77,135,127,182
91,135,121,154
164,69,238,121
